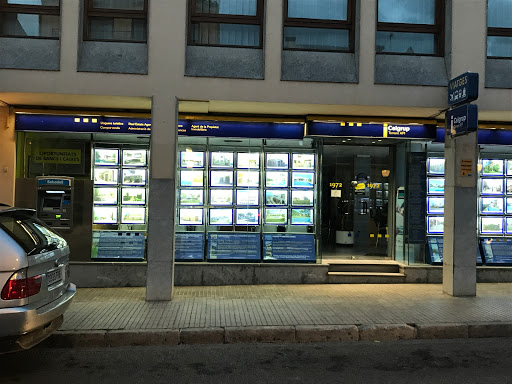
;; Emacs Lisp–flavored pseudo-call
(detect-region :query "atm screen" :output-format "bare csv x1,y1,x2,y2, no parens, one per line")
42,197,62,210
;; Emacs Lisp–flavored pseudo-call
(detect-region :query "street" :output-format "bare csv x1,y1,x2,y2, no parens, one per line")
1,338,511,383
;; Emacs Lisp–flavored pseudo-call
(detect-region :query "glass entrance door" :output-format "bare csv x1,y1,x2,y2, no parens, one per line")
321,142,392,260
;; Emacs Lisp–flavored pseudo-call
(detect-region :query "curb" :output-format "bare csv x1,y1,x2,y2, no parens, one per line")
42,322,512,348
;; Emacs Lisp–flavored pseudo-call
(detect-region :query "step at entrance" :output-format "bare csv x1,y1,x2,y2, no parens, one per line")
327,262,405,283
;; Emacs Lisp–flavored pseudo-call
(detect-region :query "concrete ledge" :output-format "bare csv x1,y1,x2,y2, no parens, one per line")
46,330,107,348
296,325,358,342
45,322,512,348
469,323,512,338
225,326,296,343
180,327,225,344
358,324,417,341
106,330,179,347
416,323,468,339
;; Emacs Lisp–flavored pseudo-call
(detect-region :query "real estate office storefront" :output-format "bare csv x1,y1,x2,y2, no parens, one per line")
11,112,512,288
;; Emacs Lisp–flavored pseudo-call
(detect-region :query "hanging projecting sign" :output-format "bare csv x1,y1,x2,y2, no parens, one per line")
448,72,479,106
446,104,478,136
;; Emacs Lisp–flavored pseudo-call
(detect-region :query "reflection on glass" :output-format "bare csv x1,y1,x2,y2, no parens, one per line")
287,0,348,20
283,27,349,51
191,22,260,47
8,0,59,4
92,0,144,10
378,0,435,24
88,17,147,42
193,0,257,16
1,13,60,38
376,31,435,54
487,36,512,58
488,0,512,28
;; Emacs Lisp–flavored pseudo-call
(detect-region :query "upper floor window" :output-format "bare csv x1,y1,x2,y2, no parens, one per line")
487,0,512,58
84,0,148,43
376,0,444,56
0,0,60,39
283,0,355,52
188,0,264,48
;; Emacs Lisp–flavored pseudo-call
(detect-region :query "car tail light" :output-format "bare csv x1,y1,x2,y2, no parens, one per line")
1,269,42,300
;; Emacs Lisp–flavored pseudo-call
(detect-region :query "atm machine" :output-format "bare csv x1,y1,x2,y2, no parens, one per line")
36,176,74,230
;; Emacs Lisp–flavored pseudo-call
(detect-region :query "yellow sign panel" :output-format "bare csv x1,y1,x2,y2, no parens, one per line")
460,159,473,177
33,149,81,164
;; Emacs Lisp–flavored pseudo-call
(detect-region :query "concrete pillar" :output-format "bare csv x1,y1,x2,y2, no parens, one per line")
145,95,177,301
443,131,478,296
359,0,376,87
0,106,15,206
59,0,79,73
353,155,371,254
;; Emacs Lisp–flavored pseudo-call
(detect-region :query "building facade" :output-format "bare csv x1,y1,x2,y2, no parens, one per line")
0,0,512,299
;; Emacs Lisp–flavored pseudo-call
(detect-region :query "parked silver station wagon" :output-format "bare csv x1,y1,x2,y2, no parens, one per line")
0,205,75,353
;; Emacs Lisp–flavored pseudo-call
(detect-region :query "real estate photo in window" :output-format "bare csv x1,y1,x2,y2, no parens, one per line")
84,0,148,42
376,0,444,55
0,0,60,38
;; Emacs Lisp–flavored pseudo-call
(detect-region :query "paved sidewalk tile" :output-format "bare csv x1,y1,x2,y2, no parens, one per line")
59,284,512,332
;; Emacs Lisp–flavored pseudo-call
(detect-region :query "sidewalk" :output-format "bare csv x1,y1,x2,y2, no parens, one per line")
47,283,512,347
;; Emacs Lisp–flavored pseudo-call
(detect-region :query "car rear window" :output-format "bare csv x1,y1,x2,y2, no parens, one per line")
0,211,65,255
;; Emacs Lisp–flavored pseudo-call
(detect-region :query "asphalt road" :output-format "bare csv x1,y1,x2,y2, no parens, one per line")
1,338,512,384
